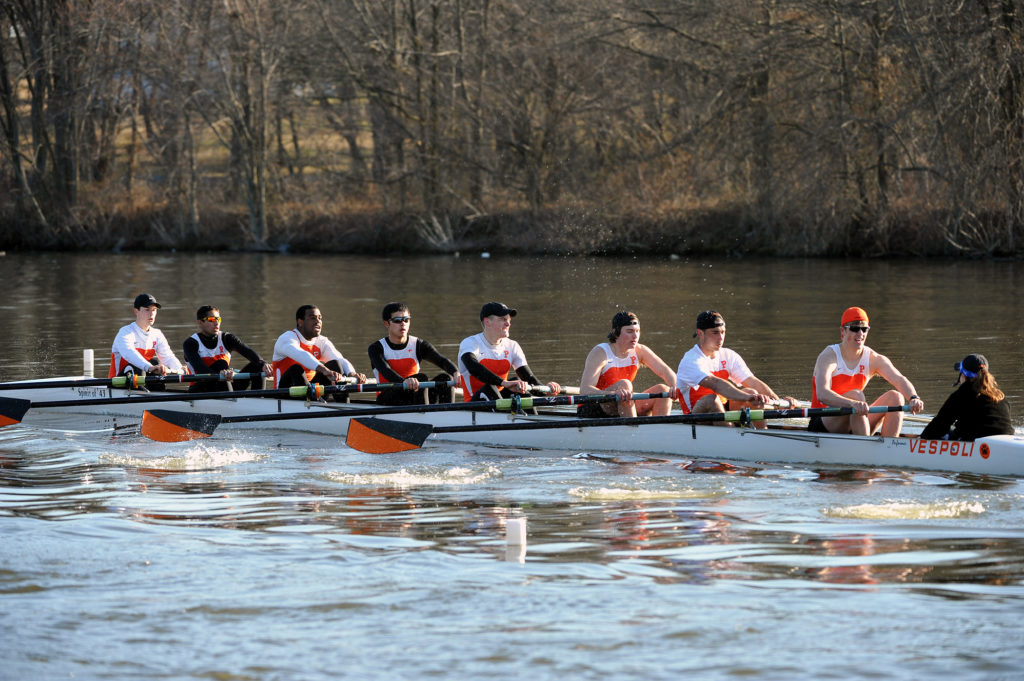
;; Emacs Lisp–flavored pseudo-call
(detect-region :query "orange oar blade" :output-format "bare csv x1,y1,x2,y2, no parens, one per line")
142,409,222,442
346,418,433,453
0,397,31,427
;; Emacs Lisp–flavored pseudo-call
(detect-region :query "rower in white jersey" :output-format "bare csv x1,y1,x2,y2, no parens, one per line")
109,293,183,389
578,311,677,417
271,304,367,402
457,302,560,402
676,310,794,428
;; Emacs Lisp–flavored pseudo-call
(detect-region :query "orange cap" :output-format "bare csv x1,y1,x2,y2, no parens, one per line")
841,306,869,326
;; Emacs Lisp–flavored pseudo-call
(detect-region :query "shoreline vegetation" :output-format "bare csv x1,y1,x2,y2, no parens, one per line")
3,205,1020,257
3,2,1024,257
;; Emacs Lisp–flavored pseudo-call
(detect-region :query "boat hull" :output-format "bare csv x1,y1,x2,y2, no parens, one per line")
7,378,1024,476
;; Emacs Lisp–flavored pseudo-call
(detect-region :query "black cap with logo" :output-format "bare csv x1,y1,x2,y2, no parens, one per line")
480,302,517,320
953,353,988,385
133,293,161,309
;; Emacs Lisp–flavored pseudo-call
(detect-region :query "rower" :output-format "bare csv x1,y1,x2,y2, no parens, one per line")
457,302,560,402
182,305,273,392
271,305,367,402
577,311,676,417
367,301,458,405
676,310,794,428
109,293,184,390
810,306,924,436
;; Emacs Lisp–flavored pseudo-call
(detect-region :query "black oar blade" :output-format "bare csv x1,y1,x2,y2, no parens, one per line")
142,409,223,442
346,417,433,453
0,397,31,427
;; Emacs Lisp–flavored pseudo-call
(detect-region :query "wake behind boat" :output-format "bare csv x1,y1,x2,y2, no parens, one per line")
4,375,1024,477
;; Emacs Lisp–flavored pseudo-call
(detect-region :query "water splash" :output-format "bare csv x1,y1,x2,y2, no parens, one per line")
569,485,721,500
99,443,265,470
823,500,986,519
323,465,503,487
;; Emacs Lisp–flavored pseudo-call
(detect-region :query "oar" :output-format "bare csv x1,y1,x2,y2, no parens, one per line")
140,392,671,442
346,404,913,453
778,395,933,421
0,380,452,428
0,372,264,391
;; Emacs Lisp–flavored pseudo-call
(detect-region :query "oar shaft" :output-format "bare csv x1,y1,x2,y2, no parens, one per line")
332,380,454,393
219,392,670,425
9,379,456,410
0,372,263,391
428,404,911,434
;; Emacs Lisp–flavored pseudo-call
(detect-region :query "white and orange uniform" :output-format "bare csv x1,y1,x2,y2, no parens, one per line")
372,336,421,381
812,343,872,407
271,329,355,385
185,332,230,373
593,342,640,389
457,332,527,402
108,322,183,377
675,345,753,414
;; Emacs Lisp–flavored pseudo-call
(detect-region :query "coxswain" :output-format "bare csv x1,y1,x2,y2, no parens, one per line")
578,311,676,417
920,353,1013,441
810,306,924,436
182,305,273,392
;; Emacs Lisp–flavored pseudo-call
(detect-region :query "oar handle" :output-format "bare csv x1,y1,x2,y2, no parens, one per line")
110,372,262,388
750,404,911,421
491,391,672,411
0,372,263,391
332,380,457,393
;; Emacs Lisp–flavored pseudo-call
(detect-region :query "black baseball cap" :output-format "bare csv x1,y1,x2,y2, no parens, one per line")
133,293,161,309
954,353,988,384
693,310,724,337
480,302,517,320
611,311,639,331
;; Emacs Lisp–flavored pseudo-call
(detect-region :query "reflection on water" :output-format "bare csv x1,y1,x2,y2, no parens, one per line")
3,255,1024,680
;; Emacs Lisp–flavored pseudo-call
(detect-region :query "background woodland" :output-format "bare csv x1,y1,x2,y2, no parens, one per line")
2,0,1023,256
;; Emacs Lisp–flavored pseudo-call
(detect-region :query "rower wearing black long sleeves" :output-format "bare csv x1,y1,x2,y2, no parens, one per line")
368,302,457,405
456,302,560,402
183,305,273,392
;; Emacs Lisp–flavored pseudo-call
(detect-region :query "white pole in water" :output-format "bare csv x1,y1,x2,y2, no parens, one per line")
505,517,527,563
83,349,94,377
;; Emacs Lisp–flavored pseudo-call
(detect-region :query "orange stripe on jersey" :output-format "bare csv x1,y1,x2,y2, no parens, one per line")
811,372,869,407
460,357,512,401
596,363,638,390
108,348,157,378
273,336,322,385
387,357,419,378
681,368,729,414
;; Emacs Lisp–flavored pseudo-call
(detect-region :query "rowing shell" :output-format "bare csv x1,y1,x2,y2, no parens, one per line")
6,377,1024,476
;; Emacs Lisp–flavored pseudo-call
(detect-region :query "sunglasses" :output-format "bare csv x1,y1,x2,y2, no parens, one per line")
389,316,411,324
845,325,869,333
201,316,222,323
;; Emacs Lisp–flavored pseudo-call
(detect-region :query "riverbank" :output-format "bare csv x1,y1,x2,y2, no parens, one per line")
1,205,1019,257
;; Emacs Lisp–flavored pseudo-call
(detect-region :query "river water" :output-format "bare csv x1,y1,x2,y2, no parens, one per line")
1,253,1023,680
